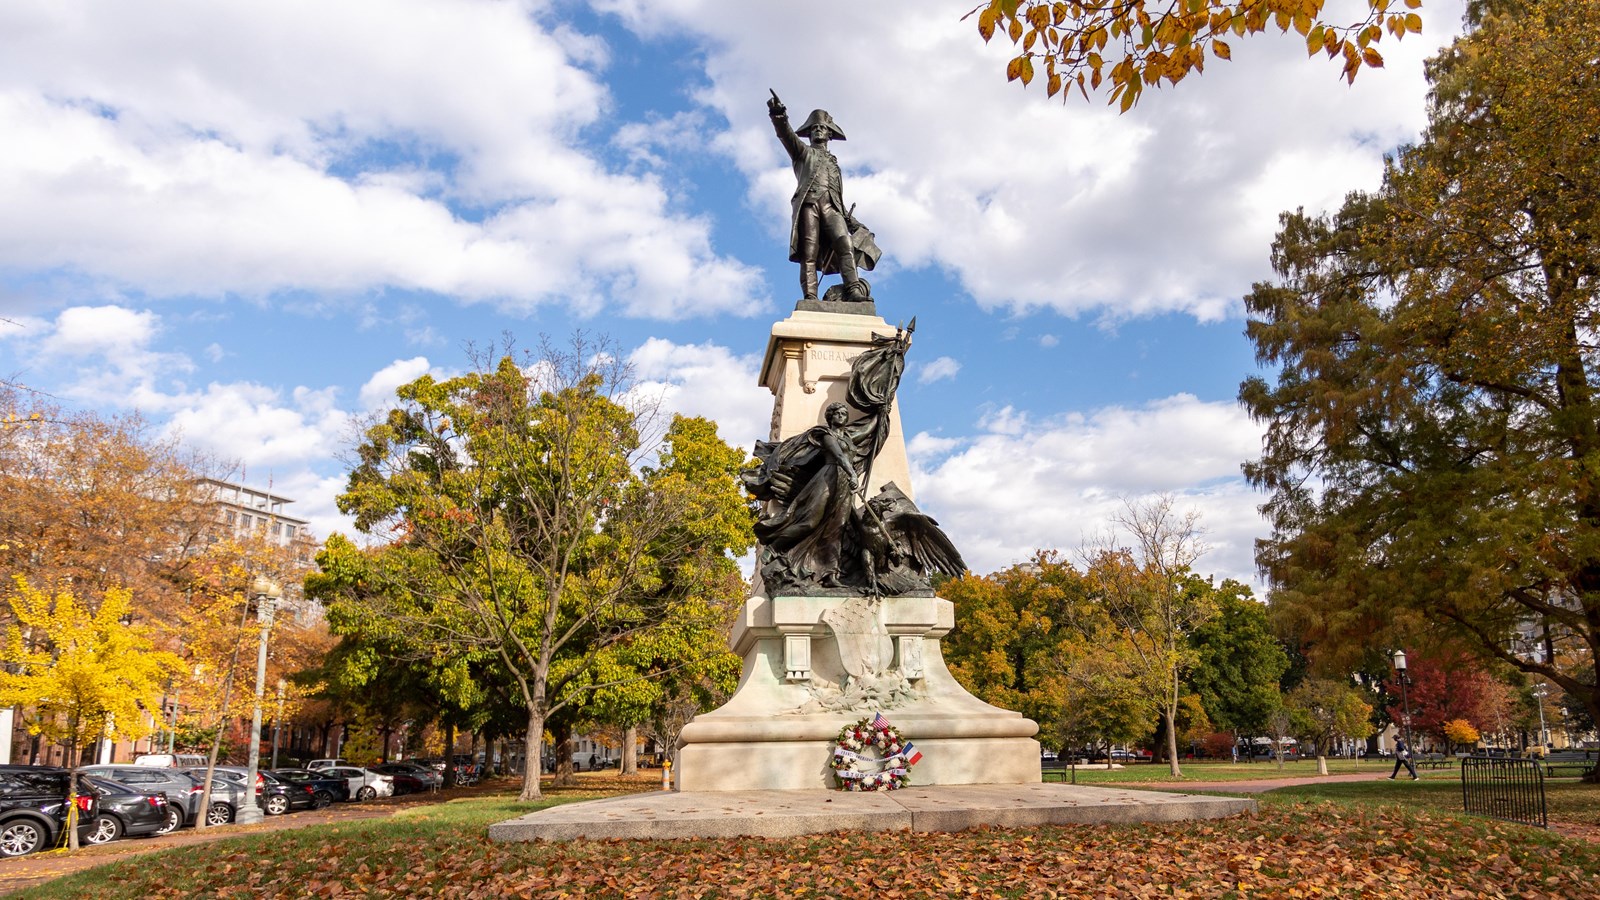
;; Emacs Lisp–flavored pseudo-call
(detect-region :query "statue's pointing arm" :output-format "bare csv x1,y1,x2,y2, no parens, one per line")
768,91,802,162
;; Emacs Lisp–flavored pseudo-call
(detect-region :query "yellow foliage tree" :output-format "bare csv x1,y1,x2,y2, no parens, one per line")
0,577,182,847
1441,718,1480,751
0,578,182,762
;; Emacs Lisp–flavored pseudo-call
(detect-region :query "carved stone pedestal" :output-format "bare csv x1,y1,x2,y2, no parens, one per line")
676,593,1039,791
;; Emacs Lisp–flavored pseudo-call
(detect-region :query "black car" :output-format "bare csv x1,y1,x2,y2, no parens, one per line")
258,771,318,814
270,769,346,807
369,762,432,791
80,776,170,845
0,765,99,856
205,767,300,815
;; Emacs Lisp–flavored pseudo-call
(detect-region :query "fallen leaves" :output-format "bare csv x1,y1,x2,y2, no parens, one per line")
17,796,1600,900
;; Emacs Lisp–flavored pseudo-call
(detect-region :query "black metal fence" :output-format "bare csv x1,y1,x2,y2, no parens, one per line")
1461,755,1546,828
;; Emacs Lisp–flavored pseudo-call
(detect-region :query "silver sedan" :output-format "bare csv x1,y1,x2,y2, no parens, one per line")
320,766,394,801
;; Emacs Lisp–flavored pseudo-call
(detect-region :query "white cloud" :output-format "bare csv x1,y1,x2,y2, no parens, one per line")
627,338,770,447
42,306,159,354
161,382,345,468
910,394,1266,586
15,305,193,404
0,0,765,320
359,357,442,411
1038,334,1059,348
917,356,961,384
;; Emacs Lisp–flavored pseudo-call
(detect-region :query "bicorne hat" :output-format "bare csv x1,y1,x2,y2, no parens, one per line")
795,109,846,141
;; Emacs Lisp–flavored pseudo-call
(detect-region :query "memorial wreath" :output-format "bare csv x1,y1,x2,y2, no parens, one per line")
829,712,922,791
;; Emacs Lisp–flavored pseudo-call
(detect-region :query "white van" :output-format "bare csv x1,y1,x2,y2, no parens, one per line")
306,758,349,770
134,753,208,768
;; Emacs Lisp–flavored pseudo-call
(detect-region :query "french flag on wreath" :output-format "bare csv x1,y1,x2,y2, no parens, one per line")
901,742,923,766
871,712,892,731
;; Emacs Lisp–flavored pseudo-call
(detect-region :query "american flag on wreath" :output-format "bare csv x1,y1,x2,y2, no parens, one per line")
901,742,922,766
871,712,891,731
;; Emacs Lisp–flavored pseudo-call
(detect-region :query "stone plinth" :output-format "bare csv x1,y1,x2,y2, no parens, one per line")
487,784,1258,842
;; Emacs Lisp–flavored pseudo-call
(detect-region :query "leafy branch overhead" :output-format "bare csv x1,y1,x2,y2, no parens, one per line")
969,0,1423,110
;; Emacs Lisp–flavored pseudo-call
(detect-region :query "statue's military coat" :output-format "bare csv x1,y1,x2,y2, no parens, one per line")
771,111,850,273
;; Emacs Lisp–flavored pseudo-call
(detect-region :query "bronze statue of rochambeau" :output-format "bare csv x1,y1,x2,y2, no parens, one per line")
768,90,880,303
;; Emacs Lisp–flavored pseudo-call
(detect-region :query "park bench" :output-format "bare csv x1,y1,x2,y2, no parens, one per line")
1415,752,1456,770
1041,759,1092,783
1537,750,1597,778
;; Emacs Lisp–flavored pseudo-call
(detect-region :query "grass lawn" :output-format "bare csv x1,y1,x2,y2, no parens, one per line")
1265,778,1600,827
1062,758,1407,784
14,774,1600,899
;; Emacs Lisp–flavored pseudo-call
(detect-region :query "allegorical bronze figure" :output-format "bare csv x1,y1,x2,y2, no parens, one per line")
743,321,965,596
768,90,880,303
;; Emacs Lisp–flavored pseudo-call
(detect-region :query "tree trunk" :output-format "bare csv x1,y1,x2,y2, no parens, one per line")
621,724,637,776
519,710,543,801
550,722,577,787
1316,754,1328,776
66,761,81,851
1164,709,1182,777
441,721,456,788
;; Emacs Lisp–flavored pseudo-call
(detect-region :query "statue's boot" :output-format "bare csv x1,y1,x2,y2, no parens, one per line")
800,260,819,300
835,236,869,302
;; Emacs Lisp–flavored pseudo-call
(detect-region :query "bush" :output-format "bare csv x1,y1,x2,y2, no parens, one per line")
1202,732,1236,758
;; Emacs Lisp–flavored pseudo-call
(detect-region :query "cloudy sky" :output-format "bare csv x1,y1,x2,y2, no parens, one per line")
0,0,1466,589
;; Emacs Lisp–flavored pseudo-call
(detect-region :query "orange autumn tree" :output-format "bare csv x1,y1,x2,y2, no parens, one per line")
969,0,1426,109
0,386,216,629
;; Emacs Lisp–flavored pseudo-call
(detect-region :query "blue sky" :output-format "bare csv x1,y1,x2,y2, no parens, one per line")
0,0,1466,588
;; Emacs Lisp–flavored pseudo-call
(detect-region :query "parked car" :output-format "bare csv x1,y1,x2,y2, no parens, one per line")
271,769,348,807
409,762,447,788
305,758,349,771
222,768,318,815
178,769,247,825
80,765,197,833
132,753,208,769
371,763,441,794
572,751,611,772
206,766,299,815
321,766,394,801
0,766,98,856
79,775,171,845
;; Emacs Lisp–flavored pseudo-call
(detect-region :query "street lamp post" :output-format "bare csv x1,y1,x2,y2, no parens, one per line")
1533,684,1549,751
237,576,282,826
1392,650,1413,754
271,678,286,770
165,681,180,754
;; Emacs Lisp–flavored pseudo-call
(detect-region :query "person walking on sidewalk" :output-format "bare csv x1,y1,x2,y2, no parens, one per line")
1389,737,1419,780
